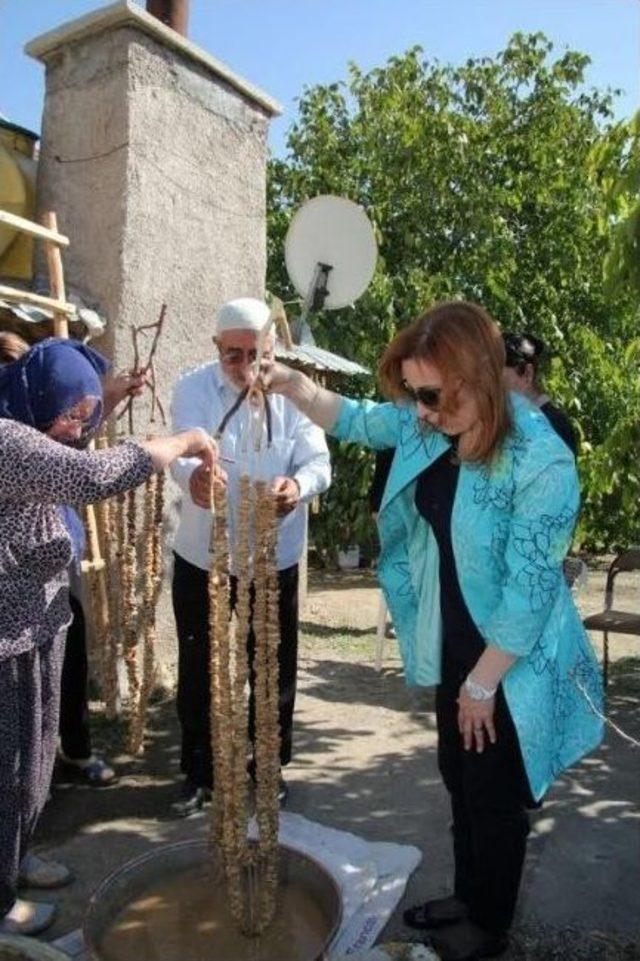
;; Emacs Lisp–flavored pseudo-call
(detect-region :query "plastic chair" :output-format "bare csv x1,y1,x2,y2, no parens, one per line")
583,549,640,687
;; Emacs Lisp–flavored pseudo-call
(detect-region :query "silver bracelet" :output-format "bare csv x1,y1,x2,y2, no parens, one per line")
464,676,497,701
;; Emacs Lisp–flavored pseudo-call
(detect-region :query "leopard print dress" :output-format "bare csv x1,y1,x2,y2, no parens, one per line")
0,418,153,914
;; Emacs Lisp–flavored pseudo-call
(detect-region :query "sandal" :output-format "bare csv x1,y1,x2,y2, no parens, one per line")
403,895,468,931
59,754,116,786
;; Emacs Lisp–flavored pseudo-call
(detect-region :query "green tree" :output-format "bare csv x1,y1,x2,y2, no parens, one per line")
573,111,640,551
590,110,640,299
267,34,639,560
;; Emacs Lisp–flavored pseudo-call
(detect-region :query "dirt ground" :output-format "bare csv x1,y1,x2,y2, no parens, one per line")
34,563,640,960
302,560,639,659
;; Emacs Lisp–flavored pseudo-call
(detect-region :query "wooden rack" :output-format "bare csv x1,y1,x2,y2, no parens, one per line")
1,207,109,610
0,210,76,335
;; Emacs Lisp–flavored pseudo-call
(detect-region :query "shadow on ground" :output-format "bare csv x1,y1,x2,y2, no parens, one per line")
33,656,639,960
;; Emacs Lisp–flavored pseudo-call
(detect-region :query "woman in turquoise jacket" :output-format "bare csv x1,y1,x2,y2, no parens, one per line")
262,301,603,961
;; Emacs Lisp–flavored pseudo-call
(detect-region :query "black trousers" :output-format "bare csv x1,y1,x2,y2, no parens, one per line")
58,595,92,761
0,633,65,915
436,665,536,935
172,552,299,790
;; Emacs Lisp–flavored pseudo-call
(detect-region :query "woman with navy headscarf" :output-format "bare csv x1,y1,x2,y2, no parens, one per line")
0,334,145,795
0,338,219,936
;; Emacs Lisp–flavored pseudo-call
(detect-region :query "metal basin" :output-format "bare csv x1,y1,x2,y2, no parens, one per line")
0,934,71,961
84,839,342,961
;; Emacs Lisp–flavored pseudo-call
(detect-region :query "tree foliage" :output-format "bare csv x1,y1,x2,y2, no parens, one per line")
267,34,639,560
590,110,640,299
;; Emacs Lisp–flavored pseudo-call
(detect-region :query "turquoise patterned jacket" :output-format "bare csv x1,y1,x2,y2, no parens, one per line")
332,391,603,801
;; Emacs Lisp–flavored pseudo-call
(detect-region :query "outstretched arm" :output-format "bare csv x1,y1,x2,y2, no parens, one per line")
0,420,217,506
260,362,401,450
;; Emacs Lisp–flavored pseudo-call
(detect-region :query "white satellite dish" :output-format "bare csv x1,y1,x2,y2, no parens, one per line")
284,195,377,311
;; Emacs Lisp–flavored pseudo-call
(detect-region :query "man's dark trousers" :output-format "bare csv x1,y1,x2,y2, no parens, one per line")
172,551,299,789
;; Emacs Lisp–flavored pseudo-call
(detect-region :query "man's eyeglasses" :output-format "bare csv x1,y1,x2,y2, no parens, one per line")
219,347,274,366
401,380,442,410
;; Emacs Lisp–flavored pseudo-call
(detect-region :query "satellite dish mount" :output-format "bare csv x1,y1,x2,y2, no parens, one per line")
307,262,334,314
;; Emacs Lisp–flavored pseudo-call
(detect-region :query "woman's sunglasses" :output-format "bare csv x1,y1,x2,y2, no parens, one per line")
401,380,442,410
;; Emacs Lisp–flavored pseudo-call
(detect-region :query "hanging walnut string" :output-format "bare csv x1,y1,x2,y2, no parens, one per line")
208,467,281,937
88,305,168,748
252,479,281,930
122,486,140,716
231,474,252,862
208,481,244,923
103,488,124,719
127,470,165,754
77,431,117,720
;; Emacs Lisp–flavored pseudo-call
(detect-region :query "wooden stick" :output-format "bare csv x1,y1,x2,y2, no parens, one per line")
128,326,141,435
270,296,293,350
154,389,168,427
80,558,106,574
116,306,166,429
245,309,276,415
138,303,166,362
0,284,76,318
85,502,111,663
116,395,132,424
0,209,70,246
149,367,157,426
41,212,70,338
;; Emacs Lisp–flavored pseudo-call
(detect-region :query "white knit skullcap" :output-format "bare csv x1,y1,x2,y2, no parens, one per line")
215,297,271,336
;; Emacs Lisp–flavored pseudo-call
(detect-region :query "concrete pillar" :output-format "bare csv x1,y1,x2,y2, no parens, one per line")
25,0,281,687
26,1,281,377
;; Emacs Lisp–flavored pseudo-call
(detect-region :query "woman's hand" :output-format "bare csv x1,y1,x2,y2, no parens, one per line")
189,460,227,509
457,684,497,753
115,369,148,399
257,358,299,396
179,428,219,471
141,427,221,474
102,369,149,416
182,430,228,509
271,475,301,516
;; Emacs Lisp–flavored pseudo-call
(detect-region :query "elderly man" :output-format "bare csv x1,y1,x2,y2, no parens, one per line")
170,297,331,815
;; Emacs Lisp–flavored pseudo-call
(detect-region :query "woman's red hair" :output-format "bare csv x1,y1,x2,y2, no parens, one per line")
379,301,511,463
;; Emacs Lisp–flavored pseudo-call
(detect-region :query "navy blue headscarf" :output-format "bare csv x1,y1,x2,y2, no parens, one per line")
0,338,111,562
0,337,109,431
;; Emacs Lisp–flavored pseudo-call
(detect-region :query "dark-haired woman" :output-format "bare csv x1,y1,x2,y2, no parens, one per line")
502,332,578,455
0,338,219,936
261,302,602,961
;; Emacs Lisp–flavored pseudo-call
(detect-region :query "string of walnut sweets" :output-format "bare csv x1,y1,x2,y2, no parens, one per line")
87,307,167,752
208,438,282,935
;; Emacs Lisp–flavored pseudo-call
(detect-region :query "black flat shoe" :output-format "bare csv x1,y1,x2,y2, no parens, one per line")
170,781,212,818
429,918,508,961
403,895,468,931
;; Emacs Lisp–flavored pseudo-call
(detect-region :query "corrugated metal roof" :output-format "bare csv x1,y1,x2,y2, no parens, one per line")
276,315,370,376
275,341,369,376
0,299,105,338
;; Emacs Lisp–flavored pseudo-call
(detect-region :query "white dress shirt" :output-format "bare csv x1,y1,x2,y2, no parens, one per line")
170,361,331,572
